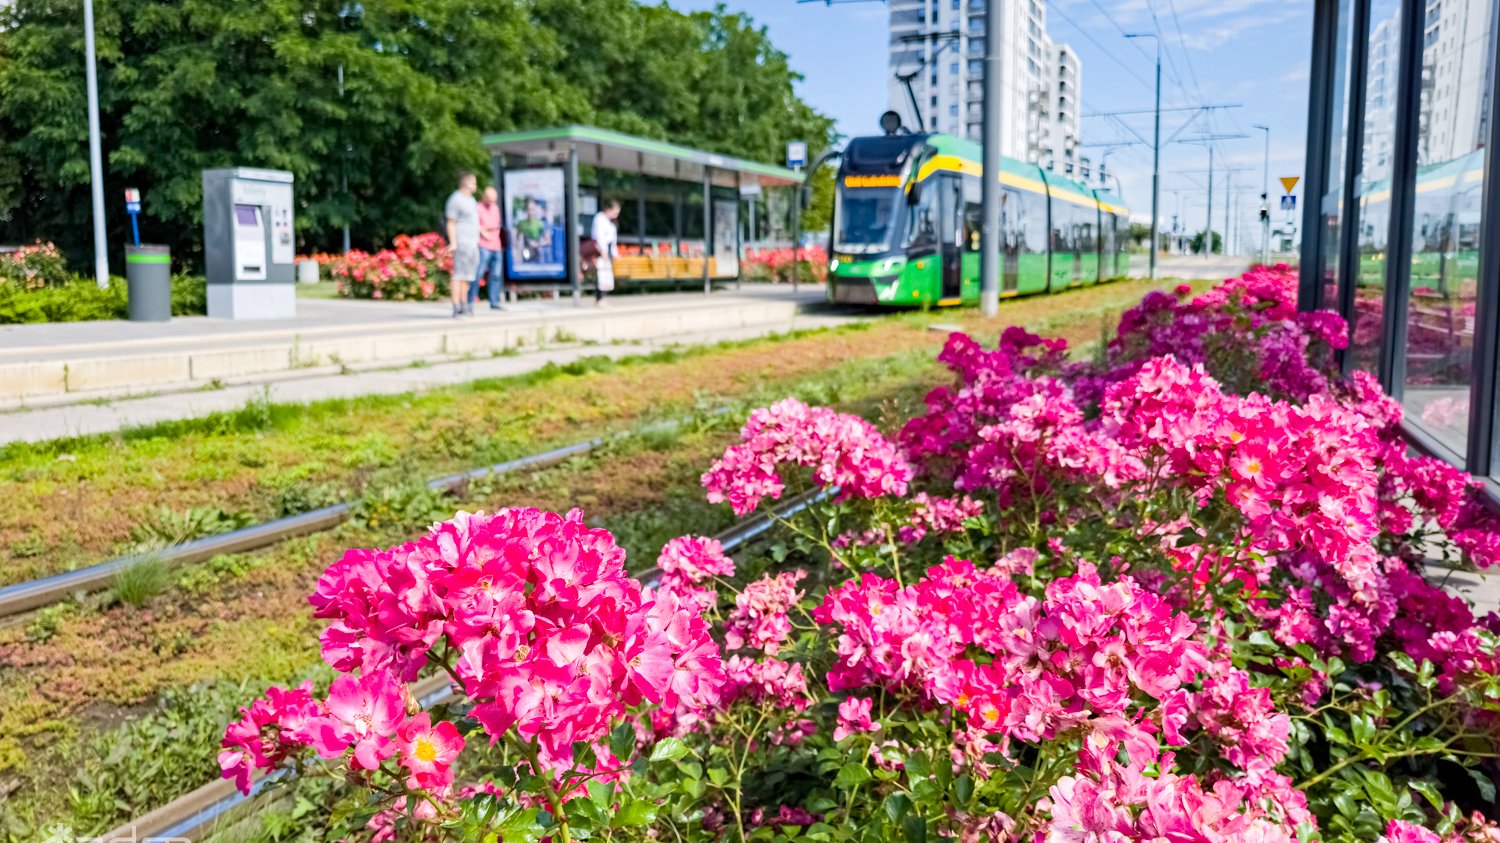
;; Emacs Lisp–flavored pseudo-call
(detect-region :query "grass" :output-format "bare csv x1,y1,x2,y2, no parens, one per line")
0,277,1182,588
110,555,172,607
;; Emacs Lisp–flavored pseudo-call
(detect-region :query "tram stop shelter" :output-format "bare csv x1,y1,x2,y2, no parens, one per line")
482,126,804,300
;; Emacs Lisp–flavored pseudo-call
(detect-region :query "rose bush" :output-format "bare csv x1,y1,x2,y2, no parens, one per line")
0,240,70,288
332,233,452,301
743,245,828,284
222,265,1500,842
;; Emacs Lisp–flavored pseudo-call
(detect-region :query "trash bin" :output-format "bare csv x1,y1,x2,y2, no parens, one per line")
125,244,172,322
297,258,320,284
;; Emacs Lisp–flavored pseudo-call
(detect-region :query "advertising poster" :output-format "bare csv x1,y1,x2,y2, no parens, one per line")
504,168,566,279
713,198,739,277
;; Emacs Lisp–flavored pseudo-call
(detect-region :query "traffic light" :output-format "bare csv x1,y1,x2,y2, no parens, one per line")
1259,193,1269,222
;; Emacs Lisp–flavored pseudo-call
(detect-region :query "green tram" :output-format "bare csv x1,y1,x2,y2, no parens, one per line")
826,132,1130,307
1355,148,1484,292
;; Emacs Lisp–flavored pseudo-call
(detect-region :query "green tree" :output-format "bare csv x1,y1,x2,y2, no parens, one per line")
0,0,833,268
1190,229,1223,255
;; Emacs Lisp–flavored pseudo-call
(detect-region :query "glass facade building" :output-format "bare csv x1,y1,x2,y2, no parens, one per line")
1300,0,1500,483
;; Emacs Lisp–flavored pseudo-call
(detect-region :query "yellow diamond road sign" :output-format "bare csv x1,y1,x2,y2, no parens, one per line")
1280,176,1300,195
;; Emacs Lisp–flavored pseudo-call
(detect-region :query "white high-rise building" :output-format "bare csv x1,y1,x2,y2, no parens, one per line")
886,0,1083,173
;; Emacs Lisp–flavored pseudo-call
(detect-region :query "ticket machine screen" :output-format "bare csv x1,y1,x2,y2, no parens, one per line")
233,203,267,280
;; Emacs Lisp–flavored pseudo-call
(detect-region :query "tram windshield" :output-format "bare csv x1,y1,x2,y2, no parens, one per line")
834,187,901,254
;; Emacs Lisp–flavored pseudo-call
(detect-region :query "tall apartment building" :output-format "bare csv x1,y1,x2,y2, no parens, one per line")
886,0,1084,174
1362,0,1493,182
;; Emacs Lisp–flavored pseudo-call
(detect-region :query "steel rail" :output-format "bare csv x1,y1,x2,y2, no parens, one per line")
97,491,820,842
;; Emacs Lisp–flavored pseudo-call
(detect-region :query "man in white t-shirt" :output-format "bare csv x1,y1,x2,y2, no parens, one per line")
444,172,479,318
591,200,621,307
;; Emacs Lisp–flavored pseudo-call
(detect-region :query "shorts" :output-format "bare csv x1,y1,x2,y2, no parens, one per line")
451,245,480,280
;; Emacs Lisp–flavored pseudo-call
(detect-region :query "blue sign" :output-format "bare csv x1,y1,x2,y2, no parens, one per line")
786,141,807,169
124,188,142,246
1280,195,1296,211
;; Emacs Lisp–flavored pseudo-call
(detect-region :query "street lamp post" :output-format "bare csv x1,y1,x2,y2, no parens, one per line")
979,0,1002,316
83,0,109,288
1253,124,1271,265
1125,33,1161,280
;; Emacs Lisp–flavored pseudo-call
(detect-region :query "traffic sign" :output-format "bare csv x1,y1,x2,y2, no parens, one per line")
124,187,142,245
1279,176,1300,195
786,141,807,169
1281,195,1296,211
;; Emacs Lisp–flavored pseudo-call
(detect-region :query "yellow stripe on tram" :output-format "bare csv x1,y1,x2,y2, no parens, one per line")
937,297,963,307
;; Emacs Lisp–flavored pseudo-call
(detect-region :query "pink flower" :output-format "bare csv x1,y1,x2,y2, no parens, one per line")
833,696,879,741
397,712,465,791
703,398,912,516
299,669,408,770
218,682,323,795
1385,820,1442,843
724,570,807,654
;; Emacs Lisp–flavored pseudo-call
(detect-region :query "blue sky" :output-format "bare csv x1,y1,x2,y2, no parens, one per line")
667,0,1314,244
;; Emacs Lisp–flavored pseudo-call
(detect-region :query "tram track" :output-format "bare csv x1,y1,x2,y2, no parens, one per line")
96,491,818,843
0,407,740,622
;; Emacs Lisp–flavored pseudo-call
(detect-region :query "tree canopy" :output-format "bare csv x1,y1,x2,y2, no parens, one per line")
0,0,834,269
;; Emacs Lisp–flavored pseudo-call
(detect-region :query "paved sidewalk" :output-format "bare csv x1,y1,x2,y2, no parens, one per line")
0,310,862,446
0,286,831,406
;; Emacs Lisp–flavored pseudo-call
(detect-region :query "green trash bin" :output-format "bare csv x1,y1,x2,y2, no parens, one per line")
125,244,172,322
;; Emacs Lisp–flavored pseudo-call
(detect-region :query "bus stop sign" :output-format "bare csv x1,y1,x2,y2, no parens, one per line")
786,141,807,169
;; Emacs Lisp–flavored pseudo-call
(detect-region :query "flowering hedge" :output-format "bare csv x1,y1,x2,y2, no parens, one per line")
743,245,828,285
221,264,1500,843
0,241,70,288
332,233,453,301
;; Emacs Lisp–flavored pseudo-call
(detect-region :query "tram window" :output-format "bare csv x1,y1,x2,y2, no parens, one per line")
834,187,900,254
1017,189,1047,253
905,187,938,250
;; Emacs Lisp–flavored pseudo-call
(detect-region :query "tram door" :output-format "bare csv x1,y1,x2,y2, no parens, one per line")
1002,189,1020,293
939,175,963,300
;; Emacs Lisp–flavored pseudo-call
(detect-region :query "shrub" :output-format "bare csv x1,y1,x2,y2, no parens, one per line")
0,273,206,324
743,245,828,284
0,241,71,288
217,265,1500,843
331,233,452,301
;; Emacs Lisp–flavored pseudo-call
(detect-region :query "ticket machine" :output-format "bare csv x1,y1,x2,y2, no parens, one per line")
202,168,296,319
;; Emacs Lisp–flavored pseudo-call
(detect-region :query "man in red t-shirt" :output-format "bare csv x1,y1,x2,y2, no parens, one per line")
470,186,506,310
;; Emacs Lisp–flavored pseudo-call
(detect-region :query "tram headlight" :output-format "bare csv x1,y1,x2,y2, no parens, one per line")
829,258,839,271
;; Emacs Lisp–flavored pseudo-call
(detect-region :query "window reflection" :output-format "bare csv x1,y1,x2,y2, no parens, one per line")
1399,1,1489,459
1349,0,1402,374
1319,0,1355,310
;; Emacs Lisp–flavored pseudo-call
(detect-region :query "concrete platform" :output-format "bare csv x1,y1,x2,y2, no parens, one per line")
0,286,831,407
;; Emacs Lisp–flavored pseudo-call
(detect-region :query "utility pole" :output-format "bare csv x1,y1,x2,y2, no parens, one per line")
83,0,109,288
1206,146,1214,256
1224,170,1232,256
979,0,1002,316
1125,33,1161,279
1253,124,1270,264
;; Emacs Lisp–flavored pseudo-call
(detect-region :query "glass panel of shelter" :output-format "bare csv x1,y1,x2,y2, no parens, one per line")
1396,0,1491,459
1349,0,1402,375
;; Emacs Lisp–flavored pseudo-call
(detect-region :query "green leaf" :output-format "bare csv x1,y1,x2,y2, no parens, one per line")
1469,768,1497,803
1410,774,1446,810
954,774,974,806
902,814,927,843
494,806,547,843
649,737,691,764
884,793,913,824
612,799,657,828
610,722,635,763
833,762,873,788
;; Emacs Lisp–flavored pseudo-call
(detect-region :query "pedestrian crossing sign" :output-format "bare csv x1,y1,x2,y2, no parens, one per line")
1280,195,1296,211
